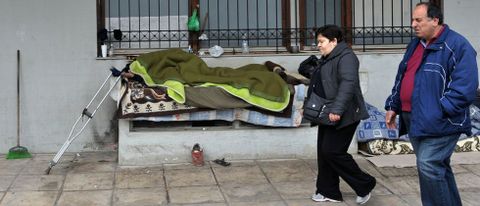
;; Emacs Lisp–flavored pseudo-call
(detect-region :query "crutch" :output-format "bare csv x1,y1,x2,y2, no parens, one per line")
45,67,123,174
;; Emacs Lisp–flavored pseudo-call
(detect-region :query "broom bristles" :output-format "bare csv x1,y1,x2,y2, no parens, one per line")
6,146,32,159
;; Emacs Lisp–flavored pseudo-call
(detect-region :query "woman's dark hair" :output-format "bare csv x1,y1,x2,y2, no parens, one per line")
315,25,344,42
416,2,443,25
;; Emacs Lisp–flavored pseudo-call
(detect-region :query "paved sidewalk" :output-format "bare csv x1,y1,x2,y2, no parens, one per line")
1,152,480,206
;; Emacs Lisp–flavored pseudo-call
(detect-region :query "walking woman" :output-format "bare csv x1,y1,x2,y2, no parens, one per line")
299,25,376,204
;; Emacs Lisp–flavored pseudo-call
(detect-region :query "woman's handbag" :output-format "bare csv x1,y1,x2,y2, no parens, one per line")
303,92,338,126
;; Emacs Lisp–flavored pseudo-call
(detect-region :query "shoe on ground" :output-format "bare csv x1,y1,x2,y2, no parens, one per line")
356,192,371,205
311,193,341,203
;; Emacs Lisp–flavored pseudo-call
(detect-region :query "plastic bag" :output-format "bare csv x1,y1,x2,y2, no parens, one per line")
208,45,224,57
298,55,319,79
187,9,200,32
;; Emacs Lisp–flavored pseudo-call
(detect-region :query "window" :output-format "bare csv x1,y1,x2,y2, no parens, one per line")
350,0,431,50
197,0,284,51
101,0,190,49
97,0,442,55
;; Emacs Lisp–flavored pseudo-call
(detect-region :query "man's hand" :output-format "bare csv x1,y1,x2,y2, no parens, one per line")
385,110,397,129
329,113,341,122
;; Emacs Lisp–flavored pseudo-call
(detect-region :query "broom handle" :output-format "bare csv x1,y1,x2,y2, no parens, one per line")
17,50,20,147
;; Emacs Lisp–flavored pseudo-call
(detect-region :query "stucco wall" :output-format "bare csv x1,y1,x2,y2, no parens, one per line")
0,0,127,153
0,0,478,153
444,0,480,53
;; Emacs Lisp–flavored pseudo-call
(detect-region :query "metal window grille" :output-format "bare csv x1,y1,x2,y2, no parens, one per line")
98,0,438,55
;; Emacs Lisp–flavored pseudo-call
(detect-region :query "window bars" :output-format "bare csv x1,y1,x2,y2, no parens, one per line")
98,0,435,54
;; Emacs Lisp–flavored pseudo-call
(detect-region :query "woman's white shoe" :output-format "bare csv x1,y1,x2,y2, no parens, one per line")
311,193,342,202
356,193,371,205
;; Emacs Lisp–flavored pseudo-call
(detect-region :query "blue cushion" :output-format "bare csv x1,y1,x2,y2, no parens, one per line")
356,103,480,142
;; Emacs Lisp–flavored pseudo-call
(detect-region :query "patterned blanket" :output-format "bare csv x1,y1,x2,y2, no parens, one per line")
118,81,203,118
359,136,480,155
118,81,307,128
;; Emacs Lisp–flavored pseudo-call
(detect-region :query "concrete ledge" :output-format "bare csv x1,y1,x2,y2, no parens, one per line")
118,119,358,166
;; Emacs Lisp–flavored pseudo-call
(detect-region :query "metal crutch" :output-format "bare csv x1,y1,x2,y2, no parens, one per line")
45,68,123,174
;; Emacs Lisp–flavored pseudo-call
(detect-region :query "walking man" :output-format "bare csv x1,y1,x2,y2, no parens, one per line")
385,2,478,206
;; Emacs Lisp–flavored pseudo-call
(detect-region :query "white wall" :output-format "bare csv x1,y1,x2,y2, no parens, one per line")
0,0,127,153
444,0,480,53
0,0,478,153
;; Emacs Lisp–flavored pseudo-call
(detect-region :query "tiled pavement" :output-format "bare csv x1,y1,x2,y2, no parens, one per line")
1,152,480,206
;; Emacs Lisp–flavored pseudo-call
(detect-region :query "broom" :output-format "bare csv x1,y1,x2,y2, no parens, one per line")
6,50,32,159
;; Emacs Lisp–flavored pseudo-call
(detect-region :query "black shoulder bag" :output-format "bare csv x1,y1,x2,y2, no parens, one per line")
303,92,338,126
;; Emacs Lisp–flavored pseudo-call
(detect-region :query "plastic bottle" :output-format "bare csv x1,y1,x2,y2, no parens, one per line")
188,45,193,54
242,35,249,54
101,44,107,57
108,43,114,57
311,42,317,51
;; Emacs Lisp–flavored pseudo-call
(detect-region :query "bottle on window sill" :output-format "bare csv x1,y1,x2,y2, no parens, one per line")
101,44,107,58
241,35,249,54
188,45,193,54
108,43,114,57
311,42,317,51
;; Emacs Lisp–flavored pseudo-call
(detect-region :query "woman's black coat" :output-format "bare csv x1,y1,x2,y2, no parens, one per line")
299,41,369,129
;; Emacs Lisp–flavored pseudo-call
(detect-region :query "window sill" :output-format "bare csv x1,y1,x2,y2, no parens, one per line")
103,48,319,60
96,56,129,60
352,44,407,54
97,44,408,60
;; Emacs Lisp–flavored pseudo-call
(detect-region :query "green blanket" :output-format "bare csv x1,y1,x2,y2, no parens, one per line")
129,49,290,112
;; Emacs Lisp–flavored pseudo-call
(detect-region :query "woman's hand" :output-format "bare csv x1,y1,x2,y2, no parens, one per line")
329,113,341,122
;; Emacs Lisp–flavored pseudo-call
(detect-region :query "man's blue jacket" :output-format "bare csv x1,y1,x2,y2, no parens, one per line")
385,25,478,138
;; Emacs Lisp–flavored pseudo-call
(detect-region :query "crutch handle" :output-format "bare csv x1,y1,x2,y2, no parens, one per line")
110,67,122,77
82,108,93,118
